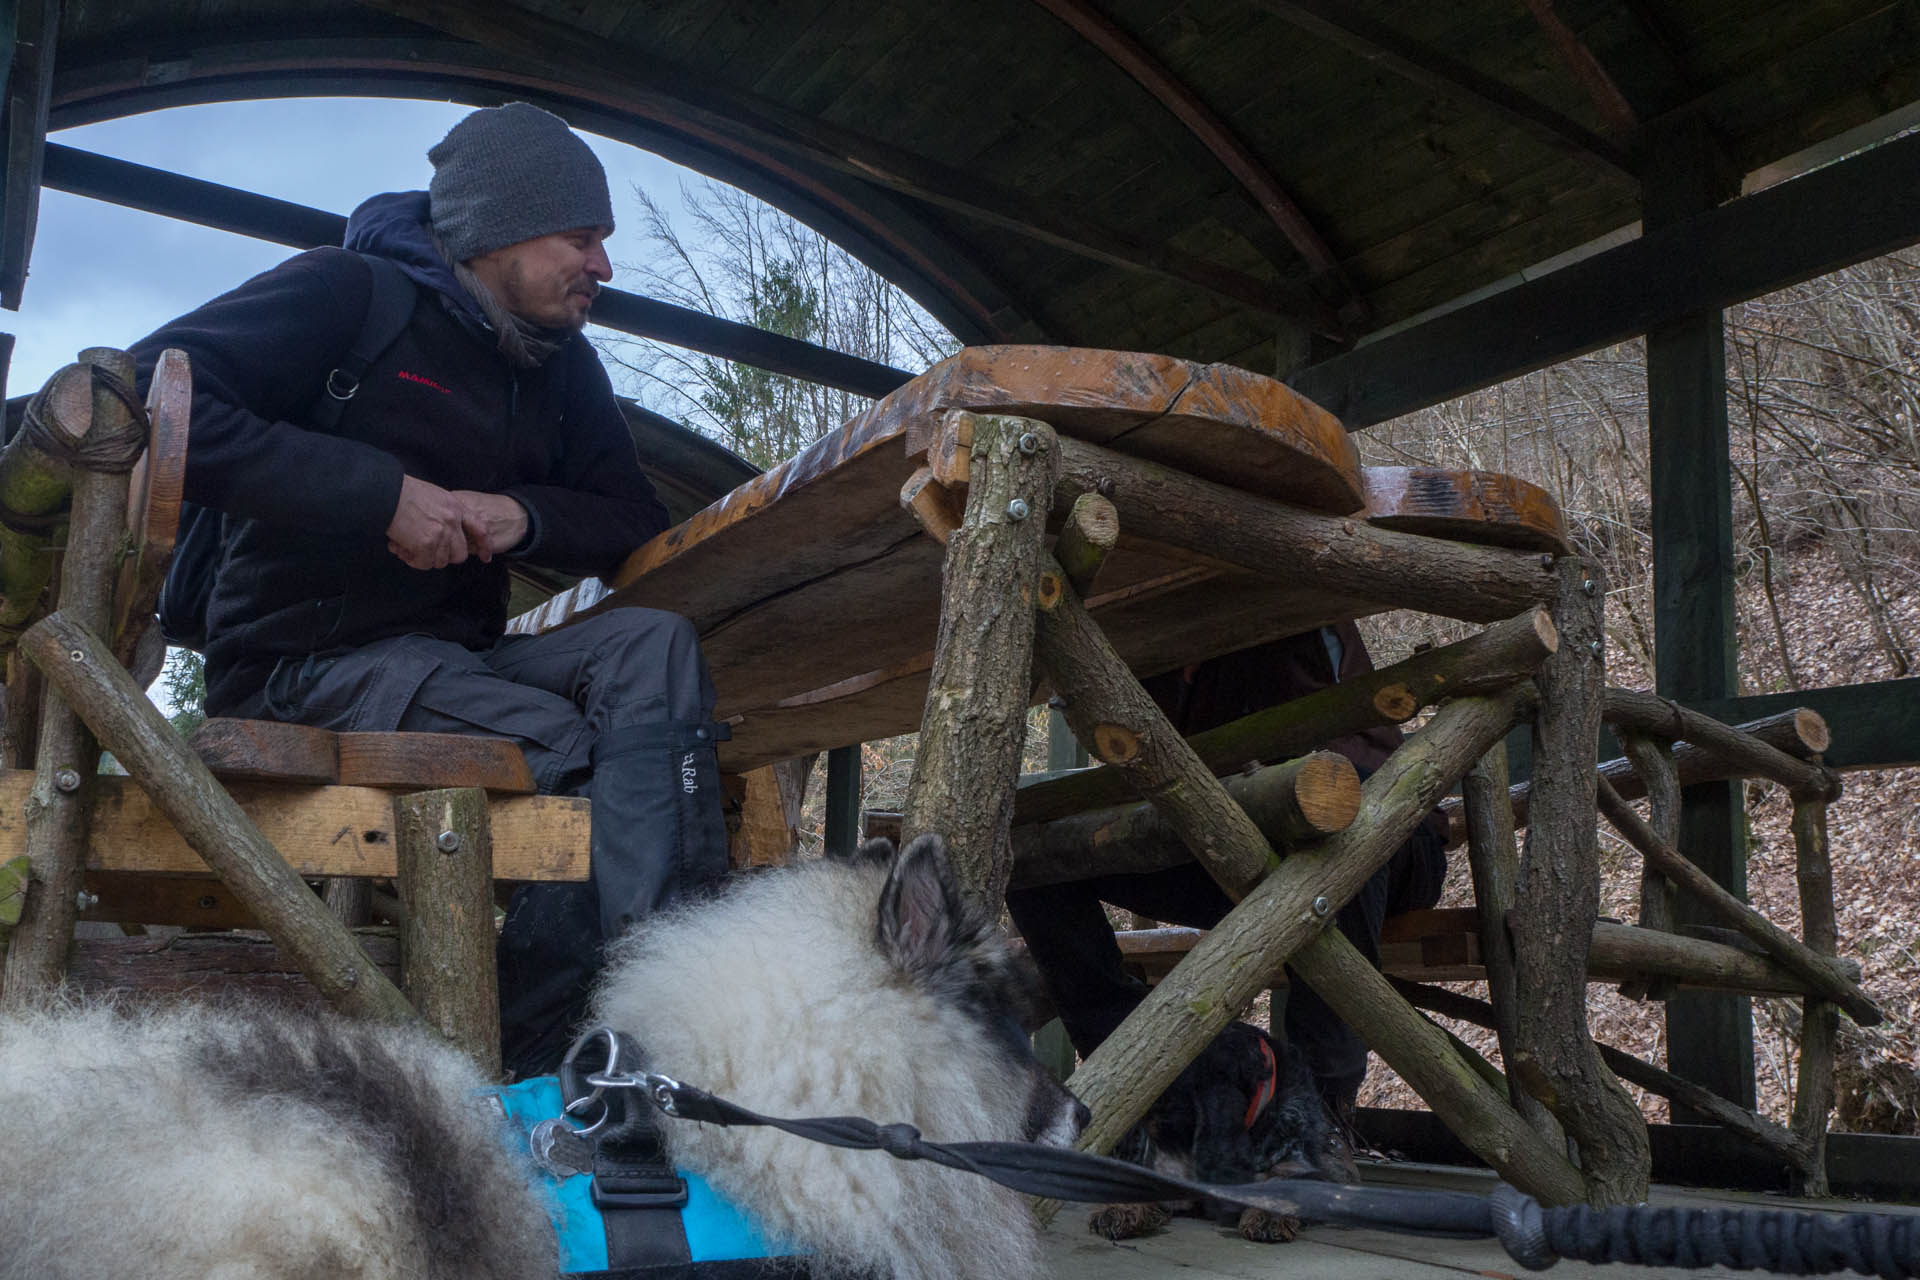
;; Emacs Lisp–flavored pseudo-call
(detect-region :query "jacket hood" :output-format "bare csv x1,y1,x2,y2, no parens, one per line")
342,191,490,329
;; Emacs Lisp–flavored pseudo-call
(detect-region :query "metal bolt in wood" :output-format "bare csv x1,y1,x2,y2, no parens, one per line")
436,829,461,853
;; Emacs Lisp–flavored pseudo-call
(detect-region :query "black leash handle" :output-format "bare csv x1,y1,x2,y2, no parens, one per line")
572,1029,1920,1276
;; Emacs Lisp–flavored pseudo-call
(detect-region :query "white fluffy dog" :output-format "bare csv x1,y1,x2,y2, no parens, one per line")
0,834,1086,1279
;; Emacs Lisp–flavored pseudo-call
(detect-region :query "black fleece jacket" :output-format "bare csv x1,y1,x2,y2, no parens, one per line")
130,191,669,712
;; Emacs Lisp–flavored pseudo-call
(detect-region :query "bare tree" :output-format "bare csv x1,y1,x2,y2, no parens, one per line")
599,181,957,468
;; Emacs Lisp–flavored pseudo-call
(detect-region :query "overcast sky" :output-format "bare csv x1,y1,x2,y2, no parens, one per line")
10,95,702,395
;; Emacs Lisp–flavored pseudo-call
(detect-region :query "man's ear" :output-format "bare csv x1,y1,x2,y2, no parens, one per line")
874,834,965,979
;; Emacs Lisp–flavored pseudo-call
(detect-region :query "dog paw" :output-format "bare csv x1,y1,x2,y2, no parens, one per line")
1088,1203,1172,1240
1236,1207,1302,1243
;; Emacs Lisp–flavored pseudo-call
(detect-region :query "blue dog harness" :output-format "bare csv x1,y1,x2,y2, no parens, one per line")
486,1075,813,1278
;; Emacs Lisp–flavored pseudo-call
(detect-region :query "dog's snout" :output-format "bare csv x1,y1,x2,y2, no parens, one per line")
1026,1075,1092,1147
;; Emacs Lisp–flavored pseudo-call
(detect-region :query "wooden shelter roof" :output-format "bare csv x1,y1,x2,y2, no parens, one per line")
43,1,1920,374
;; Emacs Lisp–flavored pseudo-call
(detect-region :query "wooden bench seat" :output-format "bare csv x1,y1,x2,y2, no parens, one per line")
20,718,591,933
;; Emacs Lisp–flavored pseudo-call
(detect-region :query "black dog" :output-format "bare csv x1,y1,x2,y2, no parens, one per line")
1090,1020,1356,1243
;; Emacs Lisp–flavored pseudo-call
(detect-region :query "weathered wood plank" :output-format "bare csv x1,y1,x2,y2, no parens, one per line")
0,771,589,881
187,718,536,793
337,731,534,793
1362,466,1568,553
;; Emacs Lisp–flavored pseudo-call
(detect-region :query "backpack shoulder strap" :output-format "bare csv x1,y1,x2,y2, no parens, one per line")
310,253,418,432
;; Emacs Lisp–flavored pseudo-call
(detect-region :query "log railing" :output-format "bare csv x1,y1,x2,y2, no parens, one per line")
897,409,1868,1208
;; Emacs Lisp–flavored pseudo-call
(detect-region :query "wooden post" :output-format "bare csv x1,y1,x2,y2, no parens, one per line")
3,652,41,768
1618,731,1679,1002
900,413,1059,901
16,609,416,1021
1291,927,1587,1204
1016,605,1556,826
2,351,144,998
1008,751,1359,889
1645,119,1752,1123
1789,794,1838,1196
1461,740,1562,1146
1509,559,1650,1206
395,787,501,1076
0,362,87,646
1062,687,1527,1166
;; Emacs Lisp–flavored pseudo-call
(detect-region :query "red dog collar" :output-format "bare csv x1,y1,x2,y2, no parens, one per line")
1244,1036,1278,1130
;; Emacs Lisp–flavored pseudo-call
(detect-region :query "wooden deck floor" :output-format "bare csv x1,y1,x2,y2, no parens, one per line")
1042,1161,1920,1279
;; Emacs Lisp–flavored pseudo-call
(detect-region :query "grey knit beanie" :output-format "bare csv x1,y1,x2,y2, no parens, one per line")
428,103,614,261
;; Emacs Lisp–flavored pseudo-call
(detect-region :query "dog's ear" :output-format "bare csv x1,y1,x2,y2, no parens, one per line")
833,836,896,866
875,833,967,979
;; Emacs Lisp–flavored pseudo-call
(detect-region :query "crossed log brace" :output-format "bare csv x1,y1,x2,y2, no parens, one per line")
896,411,1868,1208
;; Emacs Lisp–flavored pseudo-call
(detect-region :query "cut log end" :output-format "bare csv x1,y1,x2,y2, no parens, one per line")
1793,709,1832,756
1037,571,1064,610
1371,683,1421,721
1294,753,1362,834
1530,605,1560,654
900,468,963,545
1090,722,1142,764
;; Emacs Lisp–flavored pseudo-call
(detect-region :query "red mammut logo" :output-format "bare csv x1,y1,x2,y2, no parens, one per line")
397,370,452,394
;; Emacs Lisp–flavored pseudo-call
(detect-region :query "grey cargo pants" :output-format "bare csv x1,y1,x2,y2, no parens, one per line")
232,606,730,1075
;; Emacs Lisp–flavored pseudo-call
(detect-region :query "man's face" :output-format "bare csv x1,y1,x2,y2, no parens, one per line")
466,226,613,330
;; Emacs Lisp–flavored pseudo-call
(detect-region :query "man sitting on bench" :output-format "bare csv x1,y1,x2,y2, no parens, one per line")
1008,621,1450,1139
130,103,730,1077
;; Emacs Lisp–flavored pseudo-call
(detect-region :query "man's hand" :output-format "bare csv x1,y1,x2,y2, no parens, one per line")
451,490,530,561
386,474,472,570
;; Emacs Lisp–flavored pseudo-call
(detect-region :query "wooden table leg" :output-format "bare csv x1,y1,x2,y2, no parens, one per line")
1509,558,1651,1206
396,787,501,1077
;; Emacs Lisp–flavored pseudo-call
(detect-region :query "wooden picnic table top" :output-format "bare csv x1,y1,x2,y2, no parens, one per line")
514,346,1566,773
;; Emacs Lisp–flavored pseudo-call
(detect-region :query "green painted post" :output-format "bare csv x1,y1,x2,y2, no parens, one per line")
824,743,861,857
1644,121,1756,1117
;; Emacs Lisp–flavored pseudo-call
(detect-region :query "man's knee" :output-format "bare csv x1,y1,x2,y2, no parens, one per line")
570,607,713,723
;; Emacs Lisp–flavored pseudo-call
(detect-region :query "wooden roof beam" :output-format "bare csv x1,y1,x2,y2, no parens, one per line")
1249,0,1638,183
49,37,1028,345
1028,0,1365,329
0,0,59,310
1517,0,1639,135
1288,125,1920,428
350,0,1340,336
41,143,915,400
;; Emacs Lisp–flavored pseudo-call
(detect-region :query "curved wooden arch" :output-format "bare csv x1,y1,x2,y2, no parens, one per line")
50,46,1034,347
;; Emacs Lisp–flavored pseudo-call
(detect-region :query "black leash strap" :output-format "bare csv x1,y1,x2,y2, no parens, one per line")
564,1028,1920,1276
